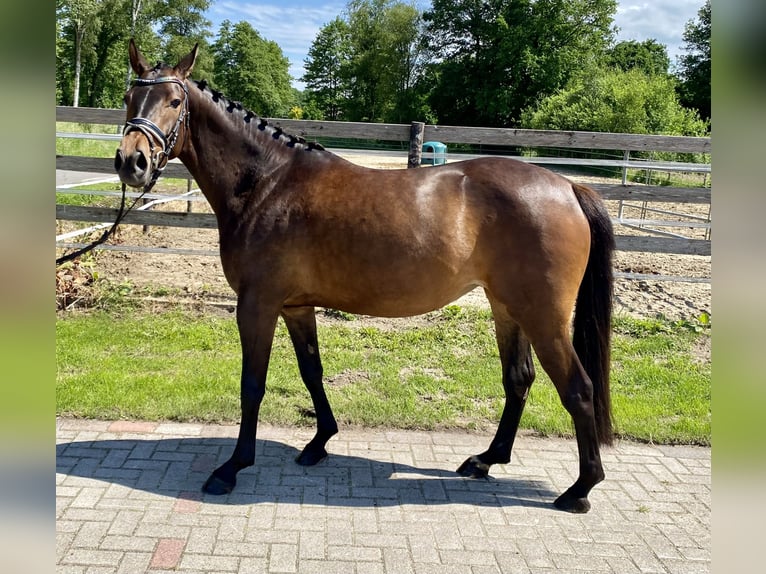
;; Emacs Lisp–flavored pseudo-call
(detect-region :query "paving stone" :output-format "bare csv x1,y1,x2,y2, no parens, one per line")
62,548,124,567
269,543,298,573
56,419,710,574
115,551,152,573
179,552,240,571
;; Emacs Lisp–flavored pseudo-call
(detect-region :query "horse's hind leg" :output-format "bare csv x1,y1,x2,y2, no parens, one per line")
458,300,535,478
531,332,605,514
281,306,338,465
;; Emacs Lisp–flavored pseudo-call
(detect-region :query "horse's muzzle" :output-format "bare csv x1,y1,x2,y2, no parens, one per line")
114,147,150,188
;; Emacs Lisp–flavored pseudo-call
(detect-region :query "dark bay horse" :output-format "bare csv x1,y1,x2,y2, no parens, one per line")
115,40,615,513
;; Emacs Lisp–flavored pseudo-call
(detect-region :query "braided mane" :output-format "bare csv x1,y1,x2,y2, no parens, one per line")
193,79,325,152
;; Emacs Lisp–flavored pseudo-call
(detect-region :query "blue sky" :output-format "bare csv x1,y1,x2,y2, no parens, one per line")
205,0,703,89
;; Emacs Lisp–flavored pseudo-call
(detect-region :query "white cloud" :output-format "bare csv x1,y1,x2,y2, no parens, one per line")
614,0,702,61
209,1,346,83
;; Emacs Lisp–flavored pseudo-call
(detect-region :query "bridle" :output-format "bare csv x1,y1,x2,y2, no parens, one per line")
123,76,190,193
56,75,189,267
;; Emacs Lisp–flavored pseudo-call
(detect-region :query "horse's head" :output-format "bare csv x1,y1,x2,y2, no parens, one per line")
114,39,198,189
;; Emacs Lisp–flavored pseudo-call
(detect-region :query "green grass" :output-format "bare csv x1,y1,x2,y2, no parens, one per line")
56,179,195,209
56,303,710,445
56,182,125,208
57,122,122,158
626,168,710,188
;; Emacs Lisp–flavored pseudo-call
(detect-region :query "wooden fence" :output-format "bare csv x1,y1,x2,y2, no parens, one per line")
56,106,711,279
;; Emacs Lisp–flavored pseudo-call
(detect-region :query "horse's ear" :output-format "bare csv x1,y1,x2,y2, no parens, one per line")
174,43,198,79
128,38,151,76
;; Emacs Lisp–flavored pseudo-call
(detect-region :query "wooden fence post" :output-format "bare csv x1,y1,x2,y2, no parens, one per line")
187,178,193,213
408,121,425,168
142,196,150,234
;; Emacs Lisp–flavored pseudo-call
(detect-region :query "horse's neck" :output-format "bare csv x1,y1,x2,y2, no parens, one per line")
180,90,291,216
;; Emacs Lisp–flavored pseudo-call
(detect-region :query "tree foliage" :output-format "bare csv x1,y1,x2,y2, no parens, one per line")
56,0,211,108
302,17,352,120
155,0,214,80
421,0,618,126
211,20,294,117
521,66,708,137
56,0,709,141
607,40,670,76
56,0,98,106
57,0,140,107
676,0,710,122
302,0,424,123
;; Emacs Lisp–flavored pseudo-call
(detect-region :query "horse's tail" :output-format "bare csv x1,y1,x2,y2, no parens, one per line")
571,182,615,446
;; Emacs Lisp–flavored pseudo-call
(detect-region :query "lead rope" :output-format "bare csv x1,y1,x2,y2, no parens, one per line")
55,182,151,266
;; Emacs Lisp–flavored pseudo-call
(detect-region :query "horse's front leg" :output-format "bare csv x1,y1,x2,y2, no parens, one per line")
282,306,338,466
458,310,535,478
203,293,281,495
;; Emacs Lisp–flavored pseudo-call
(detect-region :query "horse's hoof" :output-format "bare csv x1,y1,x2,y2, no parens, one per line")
553,492,591,514
456,456,491,479
295,446,328,466
202,473,235,495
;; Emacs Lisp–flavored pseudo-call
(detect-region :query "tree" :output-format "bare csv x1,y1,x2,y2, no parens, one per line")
345,0,422,123
607,40,670,76
521,67,709,137
212,20,294,117
302,1,424,123
155,0,214,81
56,0,213,108
422,0,618,127
293,90,327,120
676,0,710,122
56,18,65,103
56,0,99,107
87,0,145,108
302,17,352,120
57,0,161,108
385,1,429,123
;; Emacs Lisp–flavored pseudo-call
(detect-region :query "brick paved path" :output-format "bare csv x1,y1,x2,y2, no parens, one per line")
56,418,710,573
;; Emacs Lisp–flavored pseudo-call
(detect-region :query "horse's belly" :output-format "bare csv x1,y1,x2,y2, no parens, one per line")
290,264,481,318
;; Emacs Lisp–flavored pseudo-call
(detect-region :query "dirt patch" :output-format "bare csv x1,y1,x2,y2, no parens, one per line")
59,153,710,323
326,369,370,388
691,335,712,365
56,260,96,310
399,366,449,383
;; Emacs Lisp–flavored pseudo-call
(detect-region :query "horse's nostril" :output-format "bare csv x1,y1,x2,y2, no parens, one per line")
114,149,123,172
136,151,148,171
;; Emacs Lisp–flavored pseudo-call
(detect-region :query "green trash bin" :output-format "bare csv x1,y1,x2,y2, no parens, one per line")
421,141,447,165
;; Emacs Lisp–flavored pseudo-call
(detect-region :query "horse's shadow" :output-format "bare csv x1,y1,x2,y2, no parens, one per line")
56,437,557,509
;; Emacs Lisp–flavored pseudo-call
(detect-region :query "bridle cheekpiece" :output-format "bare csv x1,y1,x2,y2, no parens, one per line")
123,76,189,192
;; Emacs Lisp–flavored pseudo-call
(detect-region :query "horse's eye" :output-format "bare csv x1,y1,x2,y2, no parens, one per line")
170,99,182,109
